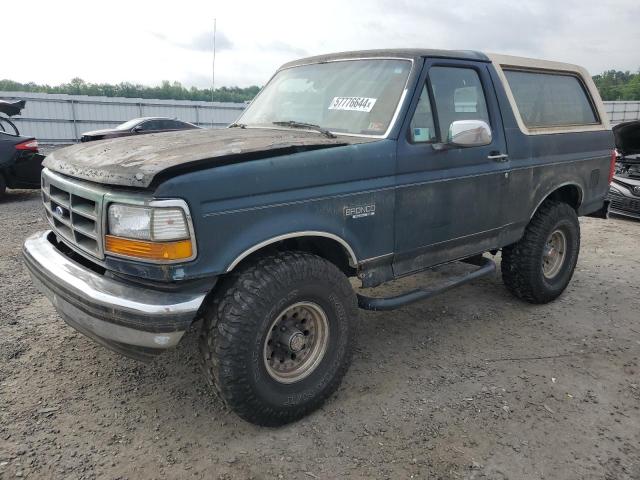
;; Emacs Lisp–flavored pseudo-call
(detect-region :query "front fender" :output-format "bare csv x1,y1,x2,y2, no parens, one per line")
153,141,398,279
200,191,391,273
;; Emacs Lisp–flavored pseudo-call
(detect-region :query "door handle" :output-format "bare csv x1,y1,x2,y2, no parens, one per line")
488,152,509,162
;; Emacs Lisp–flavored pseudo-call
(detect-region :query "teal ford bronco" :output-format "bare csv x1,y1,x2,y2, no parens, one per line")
24,49,613,425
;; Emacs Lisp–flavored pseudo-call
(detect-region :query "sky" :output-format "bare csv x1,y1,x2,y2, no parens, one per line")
2,0,639,89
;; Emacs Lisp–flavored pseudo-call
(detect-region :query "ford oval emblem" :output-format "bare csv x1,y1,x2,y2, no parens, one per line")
55,205,65,217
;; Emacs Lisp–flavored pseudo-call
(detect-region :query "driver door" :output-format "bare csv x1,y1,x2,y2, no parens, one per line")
393,59,511,276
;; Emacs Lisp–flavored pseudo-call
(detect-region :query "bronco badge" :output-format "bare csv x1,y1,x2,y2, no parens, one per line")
344,203,376,219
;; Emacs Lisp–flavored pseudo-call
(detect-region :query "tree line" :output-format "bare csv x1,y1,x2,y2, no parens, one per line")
592,70,640,101
0,78,260,104
1,70,640,103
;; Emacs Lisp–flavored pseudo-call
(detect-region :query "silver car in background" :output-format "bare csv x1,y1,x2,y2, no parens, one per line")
609,120,640,219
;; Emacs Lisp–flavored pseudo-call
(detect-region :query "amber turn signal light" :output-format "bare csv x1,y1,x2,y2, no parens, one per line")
105,235,193,261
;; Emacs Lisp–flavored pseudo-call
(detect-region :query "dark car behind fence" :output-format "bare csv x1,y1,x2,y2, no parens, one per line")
0,91,246,144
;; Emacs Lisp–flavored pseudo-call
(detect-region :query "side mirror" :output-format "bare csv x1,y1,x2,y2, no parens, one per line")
447,120,492,147
132,125,143,133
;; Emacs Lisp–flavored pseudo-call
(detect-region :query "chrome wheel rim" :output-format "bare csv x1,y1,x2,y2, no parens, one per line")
263,301,329,384
542,229,567,279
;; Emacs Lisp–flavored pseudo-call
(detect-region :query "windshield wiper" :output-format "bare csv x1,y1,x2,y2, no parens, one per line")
272,120,336,138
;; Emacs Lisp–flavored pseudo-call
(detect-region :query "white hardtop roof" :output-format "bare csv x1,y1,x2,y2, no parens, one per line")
486,53,610,134
487,53,589,76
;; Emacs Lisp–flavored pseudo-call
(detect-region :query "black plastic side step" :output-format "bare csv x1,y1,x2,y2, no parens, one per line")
357,256,496,311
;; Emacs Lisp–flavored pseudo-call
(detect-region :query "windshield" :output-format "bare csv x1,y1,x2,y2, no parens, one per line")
116,118,145,130
238,59,412,136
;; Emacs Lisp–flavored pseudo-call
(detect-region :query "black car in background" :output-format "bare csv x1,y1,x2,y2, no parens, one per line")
0,100,44,198
609,120,640,220
80,117,200,142
0,132,44,198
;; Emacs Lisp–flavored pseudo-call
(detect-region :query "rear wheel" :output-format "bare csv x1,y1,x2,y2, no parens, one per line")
199,251,357,426
501,201,580,304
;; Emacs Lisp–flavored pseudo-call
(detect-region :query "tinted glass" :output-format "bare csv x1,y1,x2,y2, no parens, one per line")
158,120,178,129
239,59,412,136
140,120,161,131
504,70,598,127
429,66,490,141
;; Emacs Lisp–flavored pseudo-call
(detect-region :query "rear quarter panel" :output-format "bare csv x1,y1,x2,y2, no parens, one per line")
488,64,614,238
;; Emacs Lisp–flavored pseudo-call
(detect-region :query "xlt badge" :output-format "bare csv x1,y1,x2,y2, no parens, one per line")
344,203,376,219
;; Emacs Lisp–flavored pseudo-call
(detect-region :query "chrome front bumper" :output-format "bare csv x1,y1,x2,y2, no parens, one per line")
23,231,207,360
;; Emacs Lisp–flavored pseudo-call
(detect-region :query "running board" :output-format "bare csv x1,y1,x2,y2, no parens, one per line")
357,256,496,311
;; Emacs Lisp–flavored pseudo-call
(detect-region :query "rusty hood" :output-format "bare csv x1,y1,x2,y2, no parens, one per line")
44,127,378,188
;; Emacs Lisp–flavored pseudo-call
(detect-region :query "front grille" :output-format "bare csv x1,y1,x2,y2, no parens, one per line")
41,169,105,259
614,178,640,193
609,193,640,214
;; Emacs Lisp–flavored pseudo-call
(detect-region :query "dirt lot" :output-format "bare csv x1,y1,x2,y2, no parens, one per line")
1,188,639,480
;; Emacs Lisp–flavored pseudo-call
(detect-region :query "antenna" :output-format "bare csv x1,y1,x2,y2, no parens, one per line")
211,18,217,126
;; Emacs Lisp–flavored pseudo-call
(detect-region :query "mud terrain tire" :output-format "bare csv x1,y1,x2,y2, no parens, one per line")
501,201,580,304
199,251,357,426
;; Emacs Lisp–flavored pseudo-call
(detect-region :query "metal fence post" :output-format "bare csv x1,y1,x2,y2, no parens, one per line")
70,100,79,142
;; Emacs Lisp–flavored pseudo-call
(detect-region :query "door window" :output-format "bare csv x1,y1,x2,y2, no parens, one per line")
429,66,490,141
158,119,178,130
139,120,161,131
409,85,437,143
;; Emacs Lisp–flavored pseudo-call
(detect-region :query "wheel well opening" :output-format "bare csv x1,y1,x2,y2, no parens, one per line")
231,236,357,276
546,184,582,211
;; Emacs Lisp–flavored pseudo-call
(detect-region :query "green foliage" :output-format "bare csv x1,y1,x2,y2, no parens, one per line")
0,78,260,103
592,70,640,101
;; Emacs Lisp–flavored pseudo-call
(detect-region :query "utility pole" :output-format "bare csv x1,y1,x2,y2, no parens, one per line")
211,18,217,128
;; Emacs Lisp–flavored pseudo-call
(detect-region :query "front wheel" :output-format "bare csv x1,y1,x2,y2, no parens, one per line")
199,251,357,426
501,201,580,304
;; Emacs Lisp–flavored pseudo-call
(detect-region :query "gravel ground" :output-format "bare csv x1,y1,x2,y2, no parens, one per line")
0,188,639,480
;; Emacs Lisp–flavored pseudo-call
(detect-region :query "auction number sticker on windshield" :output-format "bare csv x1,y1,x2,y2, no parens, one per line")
329,97,377,112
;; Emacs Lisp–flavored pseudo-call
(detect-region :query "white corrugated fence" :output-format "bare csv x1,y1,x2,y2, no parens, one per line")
603,101,640,125
0,91,246,143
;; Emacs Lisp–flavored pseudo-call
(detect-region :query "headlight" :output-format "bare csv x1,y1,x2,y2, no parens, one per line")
106,202,194,262
108,204,153,240
108,204,189,241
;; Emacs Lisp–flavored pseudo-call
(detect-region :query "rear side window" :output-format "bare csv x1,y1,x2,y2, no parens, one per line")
159,120,178,129
139,120,160,131
504,70,598,128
